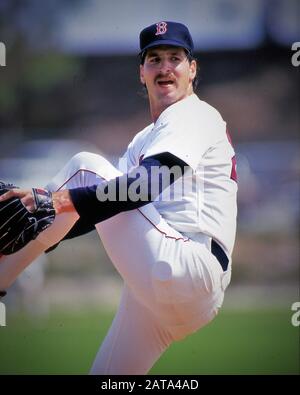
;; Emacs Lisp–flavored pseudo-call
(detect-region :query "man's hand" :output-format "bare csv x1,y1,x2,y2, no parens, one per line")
0,188,35,212
0,189,76,215
0,183,57,255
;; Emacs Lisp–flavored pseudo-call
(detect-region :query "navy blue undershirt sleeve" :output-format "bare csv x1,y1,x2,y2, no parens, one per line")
68,152,188,226
44,152,188,252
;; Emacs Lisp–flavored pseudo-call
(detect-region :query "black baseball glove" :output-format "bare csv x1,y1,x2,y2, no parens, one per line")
0,181,55,255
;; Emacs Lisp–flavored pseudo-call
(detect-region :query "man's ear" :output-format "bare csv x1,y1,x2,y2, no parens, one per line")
189,60,197,82
140,64,145,84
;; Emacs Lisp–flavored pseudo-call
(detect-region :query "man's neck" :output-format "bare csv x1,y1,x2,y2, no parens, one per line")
150,91,194,123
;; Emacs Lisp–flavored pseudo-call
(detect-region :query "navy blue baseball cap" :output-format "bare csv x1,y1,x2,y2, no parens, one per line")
139,21,194,56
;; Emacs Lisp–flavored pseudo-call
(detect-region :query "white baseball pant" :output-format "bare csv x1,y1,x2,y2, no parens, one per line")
0,152,231,374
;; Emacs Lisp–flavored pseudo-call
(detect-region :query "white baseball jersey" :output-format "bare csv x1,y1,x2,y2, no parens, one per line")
1,94,236,374
120,93,237,257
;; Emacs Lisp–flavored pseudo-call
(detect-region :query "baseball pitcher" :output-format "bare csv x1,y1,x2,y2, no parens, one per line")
0,21,237,374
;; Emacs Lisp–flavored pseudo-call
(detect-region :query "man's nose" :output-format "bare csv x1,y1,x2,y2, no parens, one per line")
159,60,172,73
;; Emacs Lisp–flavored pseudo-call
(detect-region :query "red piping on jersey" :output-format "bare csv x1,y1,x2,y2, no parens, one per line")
226,128,234,147
56,168,190,243
56,169,102,191
137,209,190,243
226,128,238,183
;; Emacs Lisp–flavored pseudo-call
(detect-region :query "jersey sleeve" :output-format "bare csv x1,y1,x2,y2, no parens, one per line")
142,105,226,171
118,124,153,173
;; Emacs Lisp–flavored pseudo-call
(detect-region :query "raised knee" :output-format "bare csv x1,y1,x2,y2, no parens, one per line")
69,151,121,180
70,152,103,171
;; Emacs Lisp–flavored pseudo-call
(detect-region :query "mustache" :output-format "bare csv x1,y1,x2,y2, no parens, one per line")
155,73,175,82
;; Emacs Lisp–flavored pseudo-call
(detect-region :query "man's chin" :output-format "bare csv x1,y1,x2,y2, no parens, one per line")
158,91,178,106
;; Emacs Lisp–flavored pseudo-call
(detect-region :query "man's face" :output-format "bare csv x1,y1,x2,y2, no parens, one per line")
140,45,196,114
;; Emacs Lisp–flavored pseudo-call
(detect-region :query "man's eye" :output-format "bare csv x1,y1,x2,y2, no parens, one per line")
171,56,180,61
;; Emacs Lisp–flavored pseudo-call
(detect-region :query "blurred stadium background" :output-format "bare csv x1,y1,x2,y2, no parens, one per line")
0,0,299,374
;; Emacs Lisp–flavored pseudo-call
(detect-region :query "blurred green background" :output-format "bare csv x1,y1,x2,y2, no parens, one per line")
0,308,298,374
0,0,299,375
